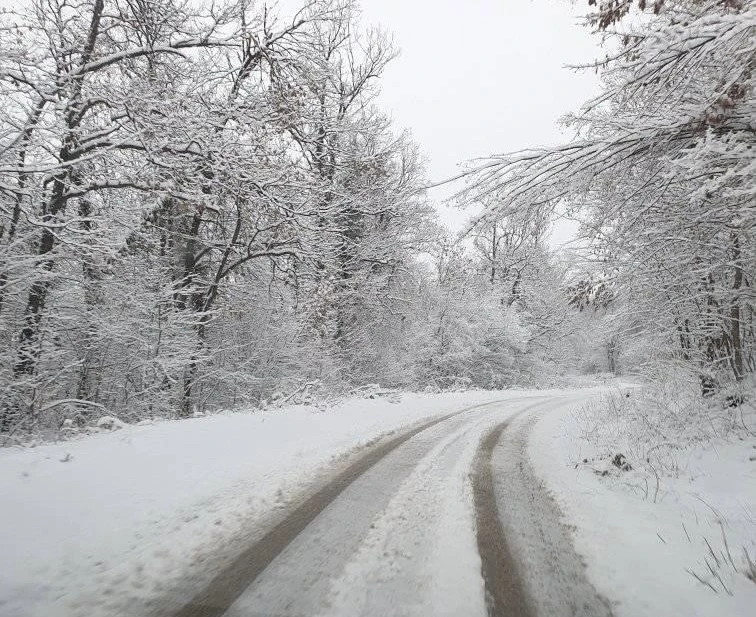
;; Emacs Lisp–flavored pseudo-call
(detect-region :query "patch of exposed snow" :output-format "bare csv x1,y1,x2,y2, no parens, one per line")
529,389,756,617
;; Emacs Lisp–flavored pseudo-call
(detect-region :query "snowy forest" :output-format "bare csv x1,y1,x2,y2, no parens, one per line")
0,0,753,436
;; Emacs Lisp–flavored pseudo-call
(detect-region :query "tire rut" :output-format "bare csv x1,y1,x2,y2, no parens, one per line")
172,398,530,617
473,409,539,617
473,403,614,617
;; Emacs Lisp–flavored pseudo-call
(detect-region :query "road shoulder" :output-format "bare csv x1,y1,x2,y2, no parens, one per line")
528,400,756,617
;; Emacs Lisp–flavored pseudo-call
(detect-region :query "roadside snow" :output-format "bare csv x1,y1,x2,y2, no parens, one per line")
0,389,536,617
530,390,756,617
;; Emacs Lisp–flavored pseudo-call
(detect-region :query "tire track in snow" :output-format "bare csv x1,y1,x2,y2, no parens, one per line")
473,401,614,617
473,407,541,617
320,406,504,617
173,397,538,617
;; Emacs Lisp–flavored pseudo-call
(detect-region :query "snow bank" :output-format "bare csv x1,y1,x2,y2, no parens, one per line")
0,389,533,617
530,390,756,617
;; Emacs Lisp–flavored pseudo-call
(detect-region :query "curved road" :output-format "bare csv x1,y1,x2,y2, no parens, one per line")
171,395,613,617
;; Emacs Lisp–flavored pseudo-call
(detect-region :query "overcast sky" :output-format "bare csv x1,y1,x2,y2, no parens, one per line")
357,0,603,243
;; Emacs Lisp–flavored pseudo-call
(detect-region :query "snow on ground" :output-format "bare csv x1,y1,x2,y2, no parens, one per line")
530,388,756,617
0,388,545,617
320,408,494,617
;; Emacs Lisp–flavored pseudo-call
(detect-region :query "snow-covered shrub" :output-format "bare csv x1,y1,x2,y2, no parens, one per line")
574,377,756,595
576,377,754,485
96,416,126,431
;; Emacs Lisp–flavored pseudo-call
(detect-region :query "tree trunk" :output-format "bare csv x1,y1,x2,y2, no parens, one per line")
14,187,66,376
14,0,105,378
75,196,104,408
729,233,744,380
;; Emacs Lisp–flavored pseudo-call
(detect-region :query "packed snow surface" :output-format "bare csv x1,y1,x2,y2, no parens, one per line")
3,385,754,617
0,389,537,617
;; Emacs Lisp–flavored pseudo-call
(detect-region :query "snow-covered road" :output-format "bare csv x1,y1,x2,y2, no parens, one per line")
4,389,602,617
4,387,753,617
166,394,609,617
13,385,751,617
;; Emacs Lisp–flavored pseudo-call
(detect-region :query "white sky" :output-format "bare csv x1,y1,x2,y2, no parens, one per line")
357,0,604,245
